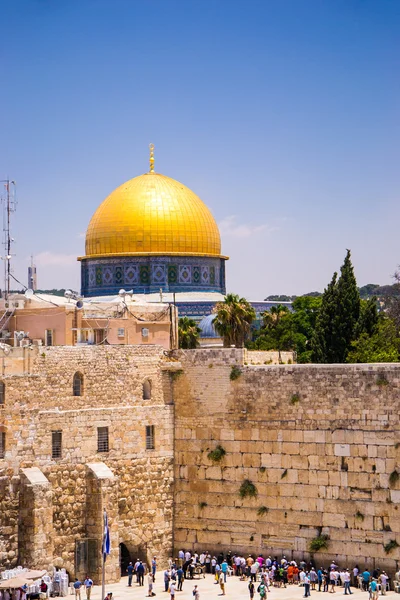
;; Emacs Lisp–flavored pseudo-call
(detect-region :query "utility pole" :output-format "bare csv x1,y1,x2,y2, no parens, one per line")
0,180,16,299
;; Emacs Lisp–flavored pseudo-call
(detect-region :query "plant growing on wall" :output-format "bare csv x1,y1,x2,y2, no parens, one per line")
239,479,258,499
384,540,399,554
355,511,364,521
389,470,399,487
290,393,300,405
257,506,269,516
198,501,208,509
170,369,184,381
309,534,329,552
230,366,242,381
376,374,389,387
207,445,226,463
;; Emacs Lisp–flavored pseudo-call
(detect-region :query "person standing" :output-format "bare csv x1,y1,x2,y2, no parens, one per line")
304,574,311,598
206,553,211,574
193,585,200,600
221,560,228,583
170,580,176,600
344,570,352,595
164,569,171,592
369,580,378,600
152,558,157,581
379,572,388,595
73,580,82,600
219,573,226,596
137,561,145,587
127,563,134,587
178,550,184,568
147,574,154,597
177,567,184,591
317,568,323,592
362,570,370,592
84,576,93,600
257,582,267,600
249,581,255,600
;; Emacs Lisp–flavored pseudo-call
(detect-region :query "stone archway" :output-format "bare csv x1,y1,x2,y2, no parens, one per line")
119,541,147,576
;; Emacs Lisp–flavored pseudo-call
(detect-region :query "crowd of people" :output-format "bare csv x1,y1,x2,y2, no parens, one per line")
151,551,399,600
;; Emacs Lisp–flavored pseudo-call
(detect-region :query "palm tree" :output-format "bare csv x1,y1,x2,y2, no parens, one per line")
213,293,256,347
261,304,290,330
178,317,201,349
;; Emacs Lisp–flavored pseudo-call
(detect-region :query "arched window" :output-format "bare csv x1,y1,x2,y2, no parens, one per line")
73,372,84,396
142,379,151,400
0,382,4,405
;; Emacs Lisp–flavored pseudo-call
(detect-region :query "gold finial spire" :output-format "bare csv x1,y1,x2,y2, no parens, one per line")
149,143,155,173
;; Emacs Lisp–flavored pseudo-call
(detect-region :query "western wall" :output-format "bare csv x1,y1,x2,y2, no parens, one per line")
173,349,400,573
0,345,399,579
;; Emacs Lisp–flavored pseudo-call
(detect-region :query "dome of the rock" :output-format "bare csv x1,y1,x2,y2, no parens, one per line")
85,172,221,258
79,146,228,297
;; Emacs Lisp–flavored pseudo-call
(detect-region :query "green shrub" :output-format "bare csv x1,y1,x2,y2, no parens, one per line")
198,501,208,509
389,470,399,487
309,534,329,552
230,366,242,381
376,374,389,387
259,466,266,473
355,511,364,521
257,506,269,516
239,479,258,498
290,393,300,405
171,369,184,381
207,445,226,463
384,539,399,554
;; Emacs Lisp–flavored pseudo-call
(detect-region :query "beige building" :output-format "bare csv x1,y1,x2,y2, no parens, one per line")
0,293,178,349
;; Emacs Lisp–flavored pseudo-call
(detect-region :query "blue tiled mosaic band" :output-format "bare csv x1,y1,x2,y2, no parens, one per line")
81,256,226,297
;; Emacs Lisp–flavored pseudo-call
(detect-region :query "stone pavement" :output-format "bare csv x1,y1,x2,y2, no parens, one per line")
83,574,396,600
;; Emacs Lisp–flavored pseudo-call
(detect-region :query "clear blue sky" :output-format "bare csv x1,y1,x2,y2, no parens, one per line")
1,0,399,297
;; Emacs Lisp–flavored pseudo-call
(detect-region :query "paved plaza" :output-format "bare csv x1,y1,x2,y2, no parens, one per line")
84,575,396,600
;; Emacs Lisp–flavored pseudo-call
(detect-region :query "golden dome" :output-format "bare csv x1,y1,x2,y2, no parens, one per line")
83,171,223,258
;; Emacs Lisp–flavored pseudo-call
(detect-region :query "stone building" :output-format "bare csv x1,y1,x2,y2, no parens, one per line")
0,345,400,580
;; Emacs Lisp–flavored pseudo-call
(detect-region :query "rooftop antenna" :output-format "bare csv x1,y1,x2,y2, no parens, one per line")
0,179,16,299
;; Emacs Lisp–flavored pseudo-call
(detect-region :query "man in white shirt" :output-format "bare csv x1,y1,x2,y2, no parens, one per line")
178,550,184,567
344,569,352,595
379,572,388,595
185,551,191,562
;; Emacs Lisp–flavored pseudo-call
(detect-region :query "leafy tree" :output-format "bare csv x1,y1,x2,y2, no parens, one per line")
355,297,379,337
213,293,256,348
387,267,400,329
347,316,400,363
311,272,339,363
178,317,201,349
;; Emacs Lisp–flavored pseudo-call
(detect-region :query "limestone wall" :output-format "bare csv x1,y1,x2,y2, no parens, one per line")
245,350,295,365
173,349,400,573
0,345,175,580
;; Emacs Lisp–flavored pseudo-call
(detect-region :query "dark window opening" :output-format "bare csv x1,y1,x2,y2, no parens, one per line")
73,372,84,396
97,427,109,453
143,380,151,400
52,431,62,459
146,425,155,450
0,382,4,405
0,431,5,458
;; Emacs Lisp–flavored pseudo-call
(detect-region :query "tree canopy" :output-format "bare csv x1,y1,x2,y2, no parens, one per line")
213,293,256,348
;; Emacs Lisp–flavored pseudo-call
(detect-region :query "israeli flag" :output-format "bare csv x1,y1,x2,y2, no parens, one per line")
102,511,111,559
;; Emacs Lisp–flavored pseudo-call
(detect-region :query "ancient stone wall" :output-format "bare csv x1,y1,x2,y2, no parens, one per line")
173,349,400,574
0,345,175,580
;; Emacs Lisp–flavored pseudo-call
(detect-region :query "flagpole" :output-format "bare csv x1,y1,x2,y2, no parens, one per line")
101,510,106,600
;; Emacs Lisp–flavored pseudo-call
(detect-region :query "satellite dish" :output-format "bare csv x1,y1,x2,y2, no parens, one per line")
119,289,126,296
76,300,84,309
25,289,34,299
64,289,72,298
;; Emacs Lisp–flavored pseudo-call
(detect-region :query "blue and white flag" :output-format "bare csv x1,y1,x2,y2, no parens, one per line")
102,511,111,560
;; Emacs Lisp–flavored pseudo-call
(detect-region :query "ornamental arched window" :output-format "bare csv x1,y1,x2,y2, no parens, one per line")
143,379,151,400
73,372,84,397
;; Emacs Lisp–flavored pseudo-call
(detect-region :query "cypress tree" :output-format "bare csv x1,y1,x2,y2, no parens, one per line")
335,249,360,362
311,250,361,363
311,272,339,363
